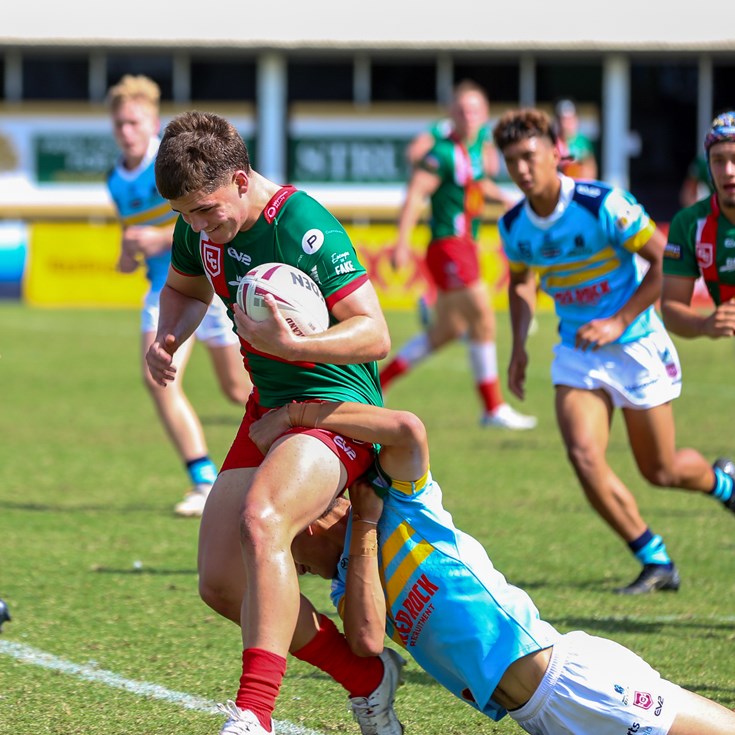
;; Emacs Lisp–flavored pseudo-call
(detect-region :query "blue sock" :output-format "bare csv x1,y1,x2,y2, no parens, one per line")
628,529,672,567
710,466,734,503
186,457,218,486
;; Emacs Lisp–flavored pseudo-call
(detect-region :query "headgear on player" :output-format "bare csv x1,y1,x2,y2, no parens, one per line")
704,112,735,160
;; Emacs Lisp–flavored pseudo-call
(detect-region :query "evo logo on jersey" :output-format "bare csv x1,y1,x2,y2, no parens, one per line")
393,573,439,647
227,247,252,266
302,229,325,254
333,435,357,460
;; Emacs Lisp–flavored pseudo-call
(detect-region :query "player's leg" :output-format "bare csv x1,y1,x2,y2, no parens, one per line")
219,435,351,733
556,385,678,593
668,688,735,734
141,330,218,516
459,281,536,430
196,300,252,406
379,290,465,391
197,466,255,623
624,402,734,511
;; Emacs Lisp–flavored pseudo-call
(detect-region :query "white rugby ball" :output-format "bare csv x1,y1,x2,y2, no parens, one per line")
237,262,329,336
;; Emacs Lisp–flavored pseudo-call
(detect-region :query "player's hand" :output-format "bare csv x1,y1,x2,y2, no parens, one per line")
391,243,412,271
508,348,529,400
702,299,735,338
233,296,300,360
249,405,292,455
349,477,384,524
575,316,625,351
122,226,171,258
145,335,179,386
116,251,140,274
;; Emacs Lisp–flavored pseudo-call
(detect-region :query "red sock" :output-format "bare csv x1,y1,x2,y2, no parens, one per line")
292,614,383,697
235,648,287,731
478,379,503,413
380,357,410,391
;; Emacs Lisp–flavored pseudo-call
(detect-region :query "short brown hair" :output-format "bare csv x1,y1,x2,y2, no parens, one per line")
106,74,160,114
155,111,251,200
493,108,557,151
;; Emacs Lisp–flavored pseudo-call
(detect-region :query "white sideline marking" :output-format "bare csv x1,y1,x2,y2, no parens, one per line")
0,641,323,735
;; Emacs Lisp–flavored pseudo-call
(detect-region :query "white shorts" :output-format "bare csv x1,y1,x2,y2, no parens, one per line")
510,631,680,735
141,289,238,348
551,329,682,409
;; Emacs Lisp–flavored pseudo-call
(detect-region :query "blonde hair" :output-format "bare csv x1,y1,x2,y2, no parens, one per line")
106,74,160,113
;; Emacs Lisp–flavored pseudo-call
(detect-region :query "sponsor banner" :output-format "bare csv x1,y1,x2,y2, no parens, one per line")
25,222,148,307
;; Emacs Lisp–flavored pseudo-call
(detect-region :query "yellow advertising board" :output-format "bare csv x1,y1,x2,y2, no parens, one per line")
25,222,147,307
23,219,553,312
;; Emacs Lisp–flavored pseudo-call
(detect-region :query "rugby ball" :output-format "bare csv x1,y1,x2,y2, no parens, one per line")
236,262,329,336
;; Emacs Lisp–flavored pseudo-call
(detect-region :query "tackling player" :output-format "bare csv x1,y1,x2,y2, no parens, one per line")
249,400,735,735
106,75,251,517
493,108,733,595
146,111,397,735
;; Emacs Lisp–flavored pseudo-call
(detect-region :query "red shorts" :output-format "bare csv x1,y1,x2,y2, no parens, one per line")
220,395,376,488
425,236,481,291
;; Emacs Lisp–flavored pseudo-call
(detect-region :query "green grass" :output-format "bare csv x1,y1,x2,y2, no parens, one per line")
1,303,734,735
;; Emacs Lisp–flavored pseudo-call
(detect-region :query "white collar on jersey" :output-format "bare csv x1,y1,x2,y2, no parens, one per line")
524,174,575,230
114,136,161,181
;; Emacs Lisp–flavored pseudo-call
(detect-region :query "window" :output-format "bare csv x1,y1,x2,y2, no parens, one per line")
191,58,256,101
106,54,173,100
23,55,88,100
371,60,435,102
454,61,519,105
288,59,353,102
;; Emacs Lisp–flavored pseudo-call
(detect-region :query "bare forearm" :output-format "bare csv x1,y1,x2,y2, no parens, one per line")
509,275,536,351
661,300,708,338
614,264,661,329
155,284,210,345
344,521,387,655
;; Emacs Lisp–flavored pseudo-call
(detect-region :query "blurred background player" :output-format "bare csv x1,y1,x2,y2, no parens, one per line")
494,108,733,595
381,81,536,430
250,400,735,735
554,98,598,180
678,153,714,208
662,111,735,512
106,75,251,517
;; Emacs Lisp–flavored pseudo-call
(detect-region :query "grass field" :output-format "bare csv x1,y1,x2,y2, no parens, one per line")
1,303,734,735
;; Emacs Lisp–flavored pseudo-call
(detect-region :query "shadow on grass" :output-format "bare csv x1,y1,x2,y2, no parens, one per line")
547,615,735,636
0,500,175,513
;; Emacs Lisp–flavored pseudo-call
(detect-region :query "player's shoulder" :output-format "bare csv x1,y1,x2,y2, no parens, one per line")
669,197,711,236
570,179,615,215
499,198,526,234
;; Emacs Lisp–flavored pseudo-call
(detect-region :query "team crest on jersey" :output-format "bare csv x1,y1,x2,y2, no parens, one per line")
202,240,222,277
696,241,714,268
633,691,653,710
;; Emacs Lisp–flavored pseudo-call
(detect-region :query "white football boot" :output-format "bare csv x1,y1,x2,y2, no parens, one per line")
217,701,273,734
349,648,406,735
173,483,212,517
481,403,537,431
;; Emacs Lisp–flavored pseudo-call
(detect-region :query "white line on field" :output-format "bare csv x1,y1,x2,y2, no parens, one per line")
0,641,324,735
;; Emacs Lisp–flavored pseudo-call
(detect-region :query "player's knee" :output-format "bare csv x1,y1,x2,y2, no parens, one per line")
566,443,601,478
640,463,675,488
238,501,288,552
198,576,240,623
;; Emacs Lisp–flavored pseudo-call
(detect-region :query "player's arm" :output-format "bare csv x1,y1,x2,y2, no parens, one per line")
122,222,175,258
405,130,436,167
233,278,390,364
249,401,429,483
662,275,735,338
393,167,440,270
576,227,665,350
146,269,214,386
507,265,537,400
343,478,387,656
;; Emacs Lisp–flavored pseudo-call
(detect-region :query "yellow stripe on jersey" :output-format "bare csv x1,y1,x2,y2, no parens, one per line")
121,202,177,227
623,220,656,253
391,469,431,496
536,246,616,277
507,260,529,274
382,521,435,604
544,257,620,289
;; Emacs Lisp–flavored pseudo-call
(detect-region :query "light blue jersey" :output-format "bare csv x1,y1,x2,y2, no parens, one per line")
106,137,178,292
330,469,559,722
499,175,659,347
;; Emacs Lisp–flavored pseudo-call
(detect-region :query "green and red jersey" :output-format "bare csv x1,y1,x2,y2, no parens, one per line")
665,194,735,305
418,135,486,243
171,186,383,408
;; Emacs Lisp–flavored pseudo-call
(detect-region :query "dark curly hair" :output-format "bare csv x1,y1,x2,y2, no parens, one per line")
493,108,557,152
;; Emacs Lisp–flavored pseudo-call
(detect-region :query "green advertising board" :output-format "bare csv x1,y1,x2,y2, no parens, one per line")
289,136,412,183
